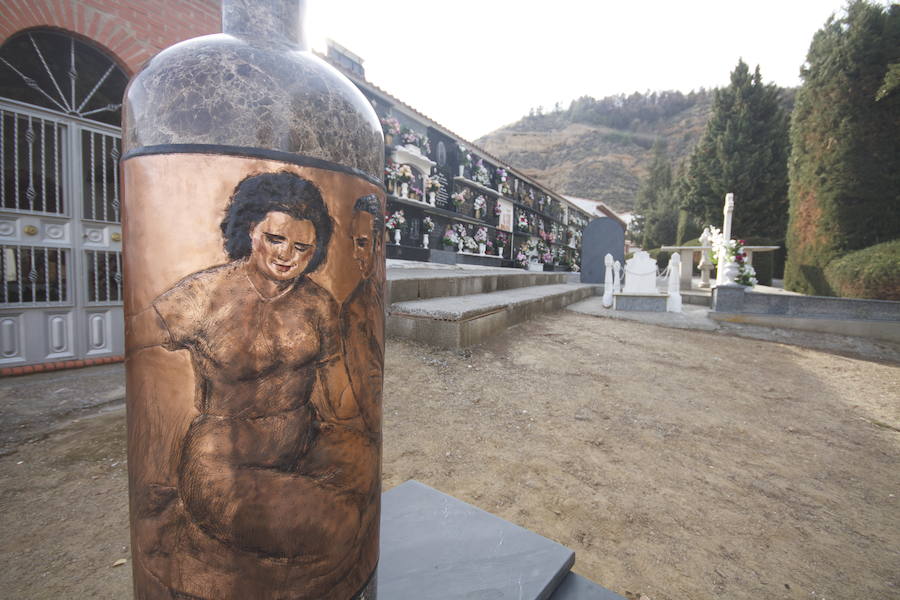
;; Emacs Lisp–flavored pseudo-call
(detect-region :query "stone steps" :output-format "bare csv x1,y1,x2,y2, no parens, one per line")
386,268,568,304
387,282,599,348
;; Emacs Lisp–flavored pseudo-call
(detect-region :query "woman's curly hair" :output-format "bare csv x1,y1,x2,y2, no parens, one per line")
220,171,333,275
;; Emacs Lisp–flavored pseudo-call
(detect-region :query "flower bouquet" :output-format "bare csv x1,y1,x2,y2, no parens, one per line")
473,195,486,217
385,210,406,244
495,231,508,251
451,191,467,209
472,159,491,186
443,226,460,248
380,116,400,145
494,167,507,191
517,213,529,231
400,128,431,154
422,216,435,249
384,162,399,193
396,164,413,183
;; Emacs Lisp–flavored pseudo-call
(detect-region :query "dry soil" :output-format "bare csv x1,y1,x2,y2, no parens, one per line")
0,310,898,599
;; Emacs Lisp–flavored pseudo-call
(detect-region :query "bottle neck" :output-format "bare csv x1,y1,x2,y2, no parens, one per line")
222,0,307,48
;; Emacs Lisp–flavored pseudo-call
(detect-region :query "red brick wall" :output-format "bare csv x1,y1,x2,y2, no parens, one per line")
0,0,222,75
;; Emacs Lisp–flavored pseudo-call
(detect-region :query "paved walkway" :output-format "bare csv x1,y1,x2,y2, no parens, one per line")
0,362,125,455
567,296,719,330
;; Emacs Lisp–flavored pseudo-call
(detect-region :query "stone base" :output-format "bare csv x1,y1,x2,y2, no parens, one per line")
457,252,504,267
613,293,668,312
385,244,431,262
378,481,574,599
430,248,459,265
388,284,598,348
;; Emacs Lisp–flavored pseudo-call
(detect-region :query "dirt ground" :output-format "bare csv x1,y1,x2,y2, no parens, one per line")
1,310,898,599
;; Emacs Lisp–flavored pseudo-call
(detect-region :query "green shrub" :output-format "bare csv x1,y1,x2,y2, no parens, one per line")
824,240,900,300
647,248,670,270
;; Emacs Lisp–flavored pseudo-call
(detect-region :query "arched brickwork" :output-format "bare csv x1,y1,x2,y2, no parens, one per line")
0,0,220,76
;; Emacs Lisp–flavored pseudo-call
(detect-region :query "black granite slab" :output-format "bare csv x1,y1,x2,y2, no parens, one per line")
386,244,431,262
428,249,459,265
378,480,575,600
549,573,627,600
581,218,626,285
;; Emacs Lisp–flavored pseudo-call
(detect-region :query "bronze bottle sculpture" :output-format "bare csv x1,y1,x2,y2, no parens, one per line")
121,1,384,598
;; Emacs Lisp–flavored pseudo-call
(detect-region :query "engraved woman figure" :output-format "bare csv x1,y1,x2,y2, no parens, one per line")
127,171,378,599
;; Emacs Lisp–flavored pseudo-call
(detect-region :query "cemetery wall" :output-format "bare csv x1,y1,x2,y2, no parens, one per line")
712,286,900,342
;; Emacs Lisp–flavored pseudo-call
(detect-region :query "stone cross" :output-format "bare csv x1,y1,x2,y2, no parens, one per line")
723,193,734,241
717,193,737,285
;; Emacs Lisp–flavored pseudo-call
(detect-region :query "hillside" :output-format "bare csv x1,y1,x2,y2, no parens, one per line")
476,91,715,212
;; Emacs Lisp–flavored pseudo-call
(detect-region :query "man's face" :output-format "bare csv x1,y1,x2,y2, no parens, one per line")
351,211,376,278
249,211,316,282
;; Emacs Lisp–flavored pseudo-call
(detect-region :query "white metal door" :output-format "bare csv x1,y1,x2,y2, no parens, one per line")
0,100,123,367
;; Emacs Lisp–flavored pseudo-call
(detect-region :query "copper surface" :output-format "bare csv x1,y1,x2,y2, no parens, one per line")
123,154,384,600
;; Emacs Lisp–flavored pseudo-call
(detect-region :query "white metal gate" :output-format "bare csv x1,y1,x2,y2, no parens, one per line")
0,99,123,367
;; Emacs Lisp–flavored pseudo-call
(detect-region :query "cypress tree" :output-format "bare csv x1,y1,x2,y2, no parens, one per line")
681,60,790,244
633,140,678,249
784,1,900,295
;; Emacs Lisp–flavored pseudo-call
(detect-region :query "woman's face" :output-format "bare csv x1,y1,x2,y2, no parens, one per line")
249,211,316,282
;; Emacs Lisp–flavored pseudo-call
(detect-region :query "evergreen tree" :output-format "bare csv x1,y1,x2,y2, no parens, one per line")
680,60,790,244
784,1,900,294
633,140,678,249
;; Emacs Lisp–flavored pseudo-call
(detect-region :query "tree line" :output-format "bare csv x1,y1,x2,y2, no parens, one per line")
520,89,715,133
630,0,899,297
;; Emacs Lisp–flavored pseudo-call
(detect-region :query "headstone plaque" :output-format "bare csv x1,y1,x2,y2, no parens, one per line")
497,198,514,232
435,171,450,209
581,217,625,284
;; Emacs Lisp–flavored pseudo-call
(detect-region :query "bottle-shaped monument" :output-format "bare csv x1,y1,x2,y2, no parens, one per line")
121,1,384,598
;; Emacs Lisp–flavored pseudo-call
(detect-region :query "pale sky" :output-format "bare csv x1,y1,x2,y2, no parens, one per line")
307,1,852,141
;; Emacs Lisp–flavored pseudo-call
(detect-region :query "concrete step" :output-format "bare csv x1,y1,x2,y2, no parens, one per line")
387,268,569,304
387,283,599,348
681,289,712,307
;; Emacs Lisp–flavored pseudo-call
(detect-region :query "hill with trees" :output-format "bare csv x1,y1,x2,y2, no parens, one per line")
476,90,716,212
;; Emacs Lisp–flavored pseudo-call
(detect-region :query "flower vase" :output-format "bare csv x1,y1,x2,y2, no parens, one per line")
457,240,464,253
385,133,393,146
400,182,409,198
474,209,481,220
422,234,430,249
459,165,464,177
386,179,395,195
497,246,504,258
393,229,401,245
428,192,436,205
478,243,486,255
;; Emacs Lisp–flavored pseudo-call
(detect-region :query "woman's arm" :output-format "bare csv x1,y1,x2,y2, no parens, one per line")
125,305,169,356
